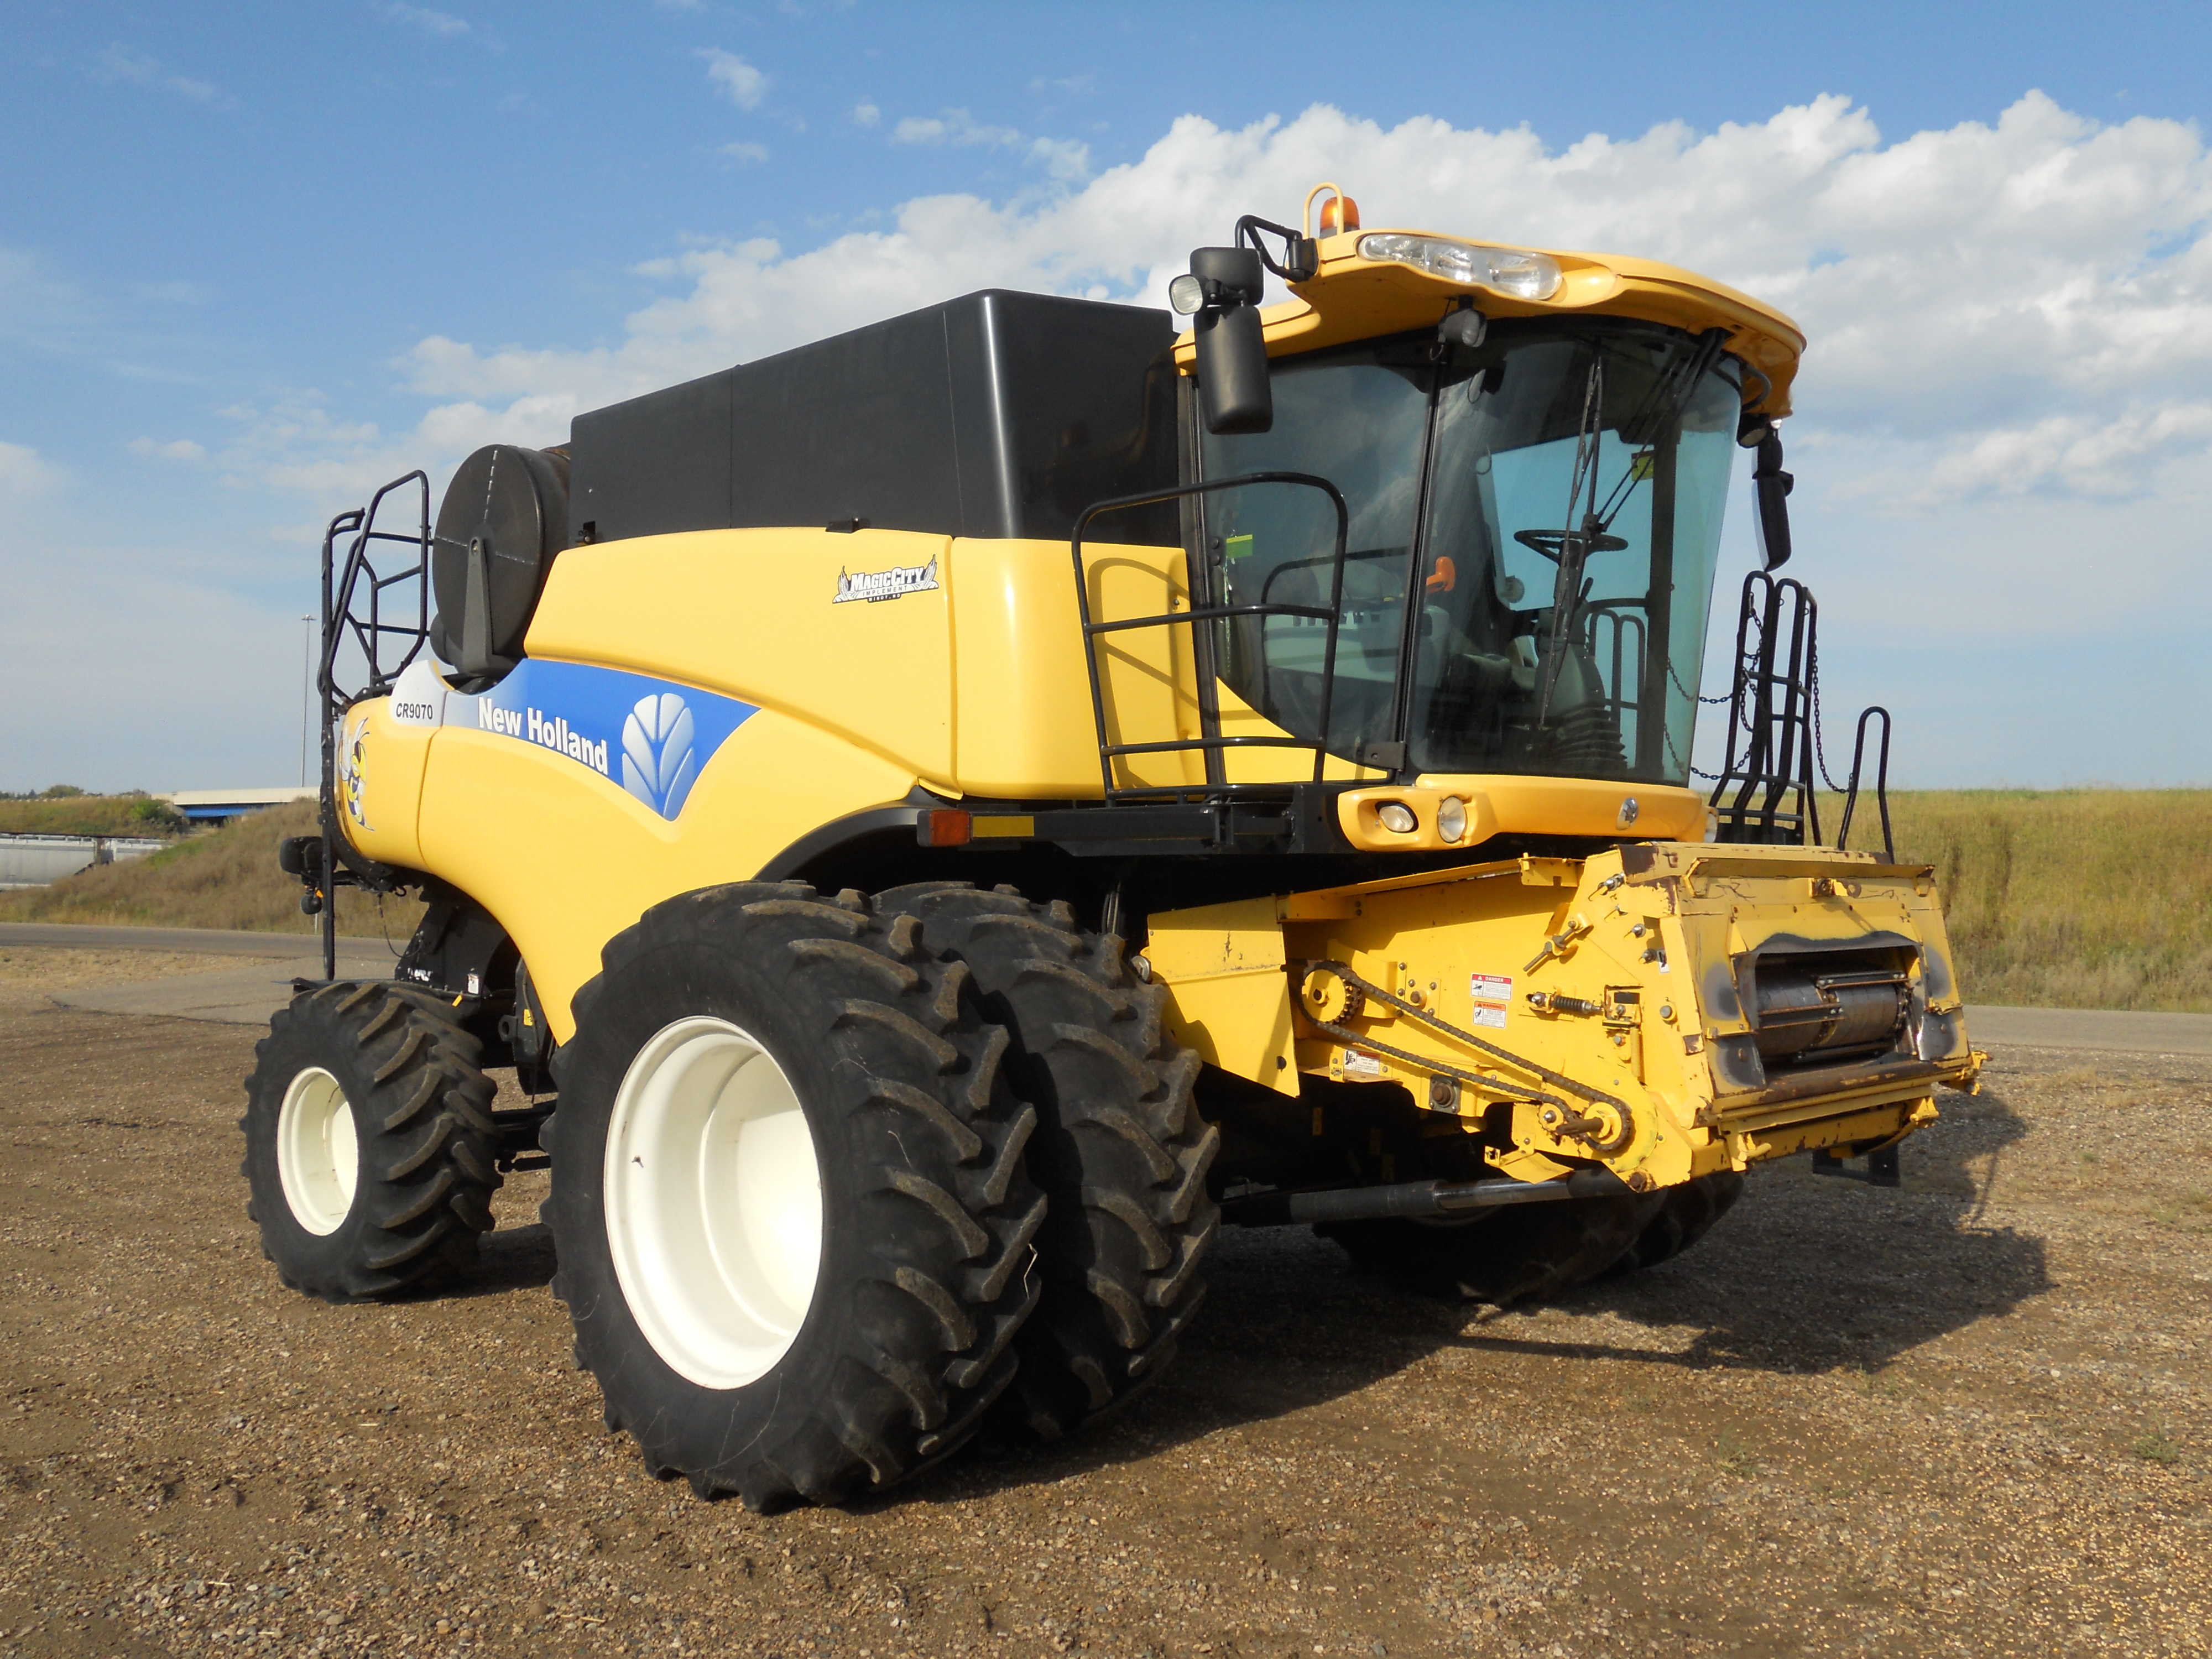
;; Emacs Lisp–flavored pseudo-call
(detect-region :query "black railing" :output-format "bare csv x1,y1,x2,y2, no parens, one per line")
1837,705,1895,859
320,471,432,713
1072,472,1349,805
1707,570,1897,855
1708,571,1820,844
311,472,435,978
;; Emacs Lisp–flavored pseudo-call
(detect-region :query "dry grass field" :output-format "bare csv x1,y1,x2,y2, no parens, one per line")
0,795,184,839
0,802,422,941
1859,791,2212,1013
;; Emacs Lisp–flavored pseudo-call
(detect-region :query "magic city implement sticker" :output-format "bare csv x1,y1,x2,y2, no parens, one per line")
833,558,940,604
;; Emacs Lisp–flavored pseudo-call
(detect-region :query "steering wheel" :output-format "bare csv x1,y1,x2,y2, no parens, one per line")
1514,526,1629,562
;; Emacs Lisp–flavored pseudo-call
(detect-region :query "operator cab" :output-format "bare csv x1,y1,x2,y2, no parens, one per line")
1198,317,1742,787
1157,187,1807,807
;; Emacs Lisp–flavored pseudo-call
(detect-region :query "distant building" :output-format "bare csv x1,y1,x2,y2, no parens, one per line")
158,787,320,825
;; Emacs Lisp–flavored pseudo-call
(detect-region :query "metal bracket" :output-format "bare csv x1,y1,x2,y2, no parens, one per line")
1811,1144,1902,1187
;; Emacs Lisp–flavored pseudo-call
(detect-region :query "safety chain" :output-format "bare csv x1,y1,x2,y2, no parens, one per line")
1804,630,1845,792
1299,960,1635,1156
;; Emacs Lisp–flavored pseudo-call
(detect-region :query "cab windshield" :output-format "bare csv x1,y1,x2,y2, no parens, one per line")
1198,319,1740,783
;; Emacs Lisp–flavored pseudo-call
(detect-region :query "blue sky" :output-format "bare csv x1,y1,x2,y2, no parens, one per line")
4,1,2210,791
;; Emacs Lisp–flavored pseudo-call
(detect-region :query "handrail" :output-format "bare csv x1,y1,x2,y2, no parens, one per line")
1837,705,1895,860
1708,570,1820,845
313,472,434,979
1071,472,1350,805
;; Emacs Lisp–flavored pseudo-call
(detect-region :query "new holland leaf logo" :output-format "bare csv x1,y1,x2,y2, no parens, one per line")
621,692,698,819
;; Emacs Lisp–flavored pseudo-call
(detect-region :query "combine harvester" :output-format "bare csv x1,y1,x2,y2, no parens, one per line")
246,184,1980,1510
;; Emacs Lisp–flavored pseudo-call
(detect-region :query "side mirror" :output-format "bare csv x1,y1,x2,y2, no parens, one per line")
1177,246,1272,435
1752,432,1793,570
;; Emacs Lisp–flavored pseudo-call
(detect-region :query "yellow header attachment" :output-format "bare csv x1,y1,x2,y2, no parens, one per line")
1173,187,1806,418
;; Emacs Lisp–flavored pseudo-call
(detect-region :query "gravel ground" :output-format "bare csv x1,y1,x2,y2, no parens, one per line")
0,949,2206,1659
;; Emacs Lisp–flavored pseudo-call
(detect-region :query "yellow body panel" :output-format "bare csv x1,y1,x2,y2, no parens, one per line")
408,706,915,1043
947,536,1102,797
1067,539,1206,794
1144,896,1301,1096
335,696,431,869
1172,227,1807,418
527,528,1209,801
1214,679,1379,783
526,527,958,787
1138,842,1979,1190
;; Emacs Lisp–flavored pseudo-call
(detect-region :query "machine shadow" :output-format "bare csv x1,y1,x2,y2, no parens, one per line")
457,1220,560,1298
926,1080,2046,1505
1461,1078,2048,1376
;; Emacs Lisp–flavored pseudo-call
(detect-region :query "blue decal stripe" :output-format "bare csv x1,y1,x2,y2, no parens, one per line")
445,660,757,822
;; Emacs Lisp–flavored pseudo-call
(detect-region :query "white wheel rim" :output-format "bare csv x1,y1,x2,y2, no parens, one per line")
603,1016,825,1391
277,1066,359,1235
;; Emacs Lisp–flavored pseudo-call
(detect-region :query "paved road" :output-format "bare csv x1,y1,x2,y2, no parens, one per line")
3,922,395,1023
1963,1004,2212,1057
0,921,388,958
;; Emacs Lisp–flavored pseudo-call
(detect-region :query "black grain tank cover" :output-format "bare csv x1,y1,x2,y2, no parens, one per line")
429,444,570,684
567,290,1179,547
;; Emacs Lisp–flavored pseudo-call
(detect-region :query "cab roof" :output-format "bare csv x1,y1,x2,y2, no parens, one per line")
1173,227,1806,419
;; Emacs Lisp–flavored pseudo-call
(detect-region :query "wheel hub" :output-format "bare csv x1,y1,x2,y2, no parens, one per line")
603,1016,823,1391
276,1066,359,1235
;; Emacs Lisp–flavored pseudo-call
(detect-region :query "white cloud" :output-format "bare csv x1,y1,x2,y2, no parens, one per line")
381,4,471,39
852,100,880,129
1027,135,1091,182
0,441,65,496
883,107,1088,176
894,108,1023,149
128,437,207,462
203,384,580,512
438,97,2203,508
697,48,766,110
718,140,769,165
268,92,2212,609
1881,403,2212,504
93,44,225,105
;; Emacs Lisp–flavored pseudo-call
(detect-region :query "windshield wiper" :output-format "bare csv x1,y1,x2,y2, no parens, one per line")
1587,327,1729,533
1533,356,1608,722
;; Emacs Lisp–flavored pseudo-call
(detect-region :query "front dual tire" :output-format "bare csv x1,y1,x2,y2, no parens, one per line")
544,883,1047,1511
241,982,503,1302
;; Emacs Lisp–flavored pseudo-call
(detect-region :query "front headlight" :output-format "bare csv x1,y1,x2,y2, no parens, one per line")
1357,233,1562,301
